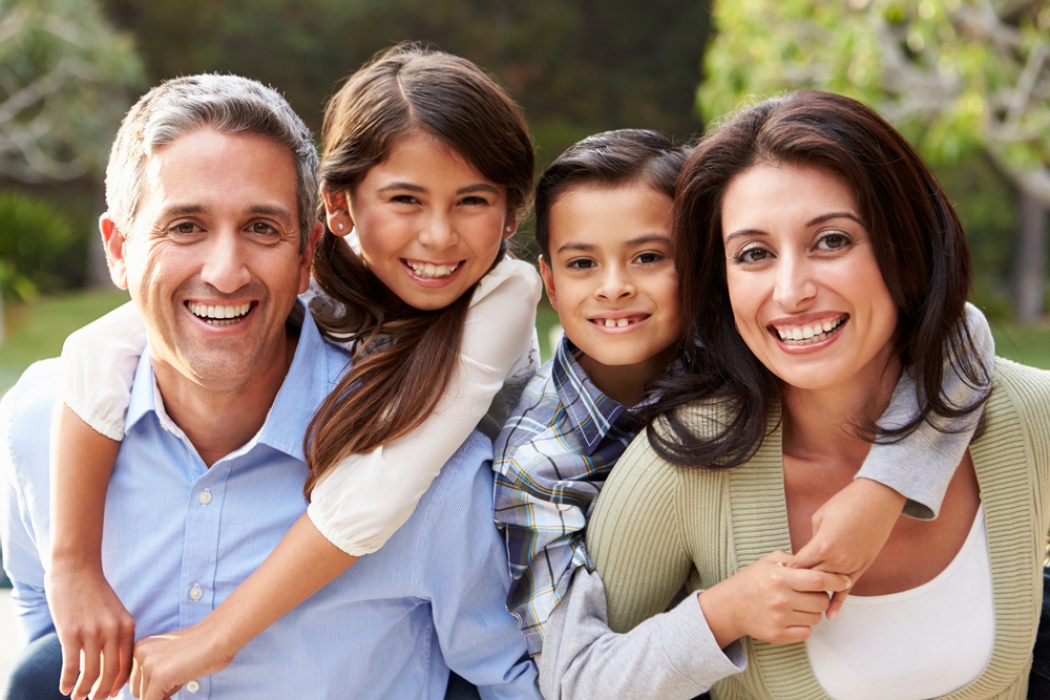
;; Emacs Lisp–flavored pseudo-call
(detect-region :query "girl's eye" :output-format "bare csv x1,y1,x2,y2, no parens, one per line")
459,196,489,206
392,194,420,205
733,245,770,264
816,231,853,252
634,252,664,265
566,258,597,271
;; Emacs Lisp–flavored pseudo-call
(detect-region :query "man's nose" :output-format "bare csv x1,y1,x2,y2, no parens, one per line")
200,232,252,293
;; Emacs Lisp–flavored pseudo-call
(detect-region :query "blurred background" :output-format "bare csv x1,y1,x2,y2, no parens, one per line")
0,0,1048,604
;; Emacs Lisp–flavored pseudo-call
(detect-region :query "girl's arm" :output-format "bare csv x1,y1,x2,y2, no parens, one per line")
793,302,995,613
128,259,542,700
49,301,144,700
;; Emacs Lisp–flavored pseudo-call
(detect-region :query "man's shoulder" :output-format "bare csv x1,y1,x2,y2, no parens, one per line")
0,359,60,477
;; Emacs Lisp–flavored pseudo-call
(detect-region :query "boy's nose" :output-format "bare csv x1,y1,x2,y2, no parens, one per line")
595,266,634,300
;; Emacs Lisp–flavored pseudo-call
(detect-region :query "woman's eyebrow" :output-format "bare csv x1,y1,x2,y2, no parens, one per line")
724,229,767,244
806,211,863,227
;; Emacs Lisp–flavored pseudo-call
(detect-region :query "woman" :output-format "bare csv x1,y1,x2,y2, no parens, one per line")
576,91,1050,699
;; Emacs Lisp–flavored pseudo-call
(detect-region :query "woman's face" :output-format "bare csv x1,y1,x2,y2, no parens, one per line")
720,162,898,393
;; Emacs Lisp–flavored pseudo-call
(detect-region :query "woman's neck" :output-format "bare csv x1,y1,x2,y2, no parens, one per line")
780,355,903,466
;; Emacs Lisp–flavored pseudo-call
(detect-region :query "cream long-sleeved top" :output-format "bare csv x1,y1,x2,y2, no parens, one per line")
583,358,1050,700
60,256,541,556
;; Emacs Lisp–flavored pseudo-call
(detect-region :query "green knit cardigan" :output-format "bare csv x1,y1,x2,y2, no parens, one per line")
588,358,1050,700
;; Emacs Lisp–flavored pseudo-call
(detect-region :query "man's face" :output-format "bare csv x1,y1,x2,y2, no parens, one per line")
103,128,317,390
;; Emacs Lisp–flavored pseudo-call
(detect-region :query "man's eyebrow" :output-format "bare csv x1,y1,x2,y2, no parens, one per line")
161,204,209,218
247,205,295,222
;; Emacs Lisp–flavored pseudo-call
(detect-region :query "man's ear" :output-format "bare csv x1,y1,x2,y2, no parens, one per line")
539,255,558,311
99,213,129,290
321,185,354,237
298,221,322,294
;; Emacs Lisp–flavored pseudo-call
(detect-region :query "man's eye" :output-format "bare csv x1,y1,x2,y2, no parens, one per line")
251,222,279,235
170,222,200,235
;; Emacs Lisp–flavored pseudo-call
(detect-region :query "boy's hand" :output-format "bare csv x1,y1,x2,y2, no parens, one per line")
791,478,906,619
130,622,235,700
45,564,134,700
698,550,852,648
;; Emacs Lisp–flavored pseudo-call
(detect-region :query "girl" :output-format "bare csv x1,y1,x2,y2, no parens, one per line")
47,44,540,700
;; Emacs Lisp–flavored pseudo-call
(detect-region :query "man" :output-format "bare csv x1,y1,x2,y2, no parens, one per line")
0,75,538,700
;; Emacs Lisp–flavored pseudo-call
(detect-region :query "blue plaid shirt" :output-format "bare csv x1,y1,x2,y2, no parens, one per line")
493,336,645,655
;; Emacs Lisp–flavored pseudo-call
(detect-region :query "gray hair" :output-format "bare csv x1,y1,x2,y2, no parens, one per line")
105,74,319,250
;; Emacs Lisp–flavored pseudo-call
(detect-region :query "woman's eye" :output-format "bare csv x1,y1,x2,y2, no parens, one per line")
816,232,853,252
634,252,664,265
734,246,769,264
567,258,596,271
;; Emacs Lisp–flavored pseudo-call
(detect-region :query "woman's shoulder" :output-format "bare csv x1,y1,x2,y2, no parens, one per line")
991,357,1050,412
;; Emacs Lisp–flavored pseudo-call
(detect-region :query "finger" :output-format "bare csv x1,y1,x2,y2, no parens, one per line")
73,639,102,700
129,658,142,699
58,635,83,695
787,568,852,593
92,637,120,700
789,540,826,570
112,625,134,697
826,589,850,620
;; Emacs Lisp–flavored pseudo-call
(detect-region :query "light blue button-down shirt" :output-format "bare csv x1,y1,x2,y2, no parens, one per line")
0,307,539,700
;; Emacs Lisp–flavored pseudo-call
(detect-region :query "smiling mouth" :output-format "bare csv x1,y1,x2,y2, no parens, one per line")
590,314,650,329
187,301,253,326
403,259,461,279
771,314,848,345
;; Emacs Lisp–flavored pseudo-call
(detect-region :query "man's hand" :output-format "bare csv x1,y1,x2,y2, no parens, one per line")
791,477,906,619
45,565,134,700
698,550,852,648
130,623,235,700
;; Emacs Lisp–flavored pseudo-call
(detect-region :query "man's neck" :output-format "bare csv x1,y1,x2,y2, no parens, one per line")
151,331,299,467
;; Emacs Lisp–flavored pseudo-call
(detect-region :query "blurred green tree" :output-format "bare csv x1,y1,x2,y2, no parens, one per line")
0,0,142,183
701,0,1050,321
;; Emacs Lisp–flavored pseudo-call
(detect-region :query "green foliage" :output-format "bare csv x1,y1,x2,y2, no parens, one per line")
0,191,84,301
0,0,144,182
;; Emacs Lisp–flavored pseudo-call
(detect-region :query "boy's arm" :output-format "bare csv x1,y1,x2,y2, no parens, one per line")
794,303,994,614
50,301,145,700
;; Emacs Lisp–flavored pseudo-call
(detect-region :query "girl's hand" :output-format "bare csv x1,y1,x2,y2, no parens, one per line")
129,623,235,700
698,550,851,648
791,478,905,619
45,564,134,700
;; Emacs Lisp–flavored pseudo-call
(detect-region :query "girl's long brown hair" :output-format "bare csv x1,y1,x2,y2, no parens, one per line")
304,43,534,498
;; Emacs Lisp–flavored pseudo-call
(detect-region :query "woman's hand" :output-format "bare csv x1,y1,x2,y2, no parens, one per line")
129,623,235,700
45,564,134,700
698,550,851,648
791,478,906,618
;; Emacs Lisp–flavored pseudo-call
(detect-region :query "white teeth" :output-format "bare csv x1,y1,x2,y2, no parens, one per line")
407,261,459,278
775,315,846,343
616,319,629,327
604,319,616,327
187,301,251,323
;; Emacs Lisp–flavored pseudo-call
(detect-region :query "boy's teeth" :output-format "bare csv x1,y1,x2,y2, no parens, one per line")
407,261,459,278
187,301,251,323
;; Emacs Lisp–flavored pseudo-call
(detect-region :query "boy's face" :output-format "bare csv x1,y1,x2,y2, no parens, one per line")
541,181,681,392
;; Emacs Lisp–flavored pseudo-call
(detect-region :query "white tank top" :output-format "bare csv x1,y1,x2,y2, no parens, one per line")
806,505,994,700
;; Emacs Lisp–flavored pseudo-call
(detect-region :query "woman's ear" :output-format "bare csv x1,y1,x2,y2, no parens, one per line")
321,186,354,237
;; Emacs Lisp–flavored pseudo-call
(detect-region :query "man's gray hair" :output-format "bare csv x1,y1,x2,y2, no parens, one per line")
105,74,319,250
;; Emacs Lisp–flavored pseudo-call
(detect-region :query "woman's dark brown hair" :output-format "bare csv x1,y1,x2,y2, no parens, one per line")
304,43,534,497
642,90,990,469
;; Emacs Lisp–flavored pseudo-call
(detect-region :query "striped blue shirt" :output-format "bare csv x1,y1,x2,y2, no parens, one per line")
1,308,539,700
493,336,643,655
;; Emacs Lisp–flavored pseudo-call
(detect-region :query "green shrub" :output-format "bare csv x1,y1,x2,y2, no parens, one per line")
0,191,83,301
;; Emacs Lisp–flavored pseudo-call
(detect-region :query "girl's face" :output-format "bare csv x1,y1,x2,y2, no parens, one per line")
720,162,898,394
325,130,515,311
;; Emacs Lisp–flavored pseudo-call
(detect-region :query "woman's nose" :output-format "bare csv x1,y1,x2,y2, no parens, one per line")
772,255,817,310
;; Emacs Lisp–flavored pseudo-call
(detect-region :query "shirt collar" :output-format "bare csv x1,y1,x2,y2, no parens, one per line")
551,335,637,454
125,300,342,463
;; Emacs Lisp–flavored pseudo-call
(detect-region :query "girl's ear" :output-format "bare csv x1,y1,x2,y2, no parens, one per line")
539,255,558,311
502,219,518,240
321,185,354,237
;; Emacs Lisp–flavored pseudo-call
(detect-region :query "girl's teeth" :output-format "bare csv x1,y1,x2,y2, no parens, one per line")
408,261,458,277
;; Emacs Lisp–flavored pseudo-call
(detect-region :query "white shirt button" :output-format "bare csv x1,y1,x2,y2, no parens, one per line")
198,489,212,506
189,584,203,602
186,680,200,693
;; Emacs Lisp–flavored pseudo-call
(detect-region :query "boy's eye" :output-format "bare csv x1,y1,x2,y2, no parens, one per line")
566,258,597,271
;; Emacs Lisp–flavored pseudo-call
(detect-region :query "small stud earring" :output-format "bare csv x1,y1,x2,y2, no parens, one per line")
505,225,512,232
337,223,344,231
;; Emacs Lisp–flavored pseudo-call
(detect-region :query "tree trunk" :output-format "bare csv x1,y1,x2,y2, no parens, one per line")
1012,189,1049,324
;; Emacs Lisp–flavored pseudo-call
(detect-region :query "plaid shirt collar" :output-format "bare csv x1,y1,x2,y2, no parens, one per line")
551,335,641,455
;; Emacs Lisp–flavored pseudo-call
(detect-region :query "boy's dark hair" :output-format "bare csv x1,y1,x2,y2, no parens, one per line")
534,129,689,261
